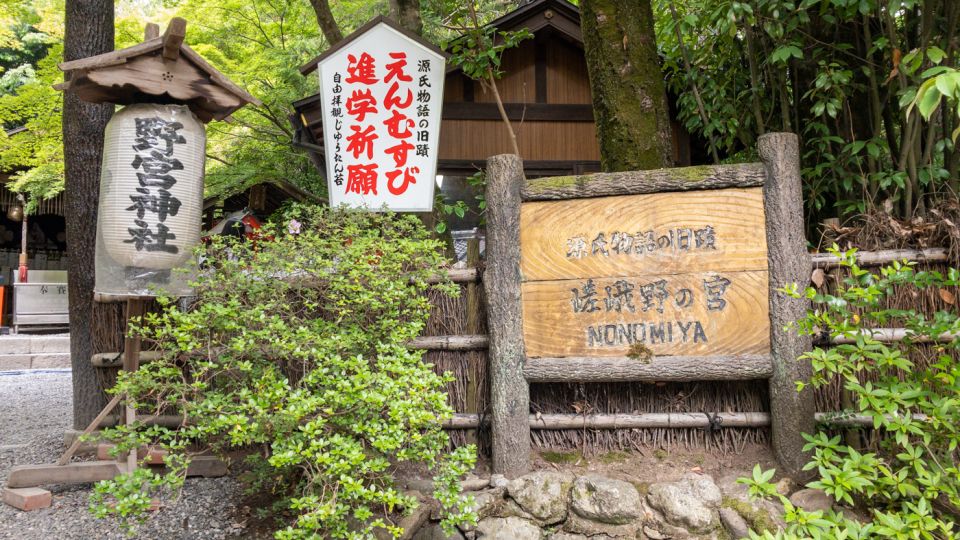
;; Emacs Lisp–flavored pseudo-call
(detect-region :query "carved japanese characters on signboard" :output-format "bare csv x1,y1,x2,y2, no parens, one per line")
520,188,771,357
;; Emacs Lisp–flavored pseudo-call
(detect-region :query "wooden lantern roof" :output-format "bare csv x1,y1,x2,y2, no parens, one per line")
57,18,261,123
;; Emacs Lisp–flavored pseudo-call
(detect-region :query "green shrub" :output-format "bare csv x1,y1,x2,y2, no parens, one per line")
90,205,477,539
740,246,960,539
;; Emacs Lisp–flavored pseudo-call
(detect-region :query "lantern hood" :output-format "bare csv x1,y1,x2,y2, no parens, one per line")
56,18,261,123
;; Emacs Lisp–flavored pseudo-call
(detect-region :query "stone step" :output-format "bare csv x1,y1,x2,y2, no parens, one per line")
0,353,70,370
0,335,70,354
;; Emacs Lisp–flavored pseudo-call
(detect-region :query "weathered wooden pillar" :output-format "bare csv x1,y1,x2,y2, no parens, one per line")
759,132,815,478
484,154,530,477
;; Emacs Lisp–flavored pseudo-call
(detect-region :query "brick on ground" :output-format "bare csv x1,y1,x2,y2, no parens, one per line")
3,487,52,511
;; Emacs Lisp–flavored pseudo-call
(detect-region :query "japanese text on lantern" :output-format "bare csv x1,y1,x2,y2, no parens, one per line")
125,117,185,254
519,189,772,358
318,21,445,212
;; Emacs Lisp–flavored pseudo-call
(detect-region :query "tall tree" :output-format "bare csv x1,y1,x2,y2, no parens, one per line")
309,0,343,46
580,0,673,171
389,0,422,35
63,0,113,428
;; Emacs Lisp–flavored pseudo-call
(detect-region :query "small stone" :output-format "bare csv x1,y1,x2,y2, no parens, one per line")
462,475,490,492
548,533,590,540
774,478,793,496
489,474,509,489
475,516,542,539
507,471,574,524
3,487,52,511
570,475,642,524
642,525,667,540
788,488,832,513
646,475,721,533
719,508,749,539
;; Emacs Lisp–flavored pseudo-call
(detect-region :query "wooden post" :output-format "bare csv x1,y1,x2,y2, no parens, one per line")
484,154,530,477
759,133,815,478
464,237,482,446
123,298,147,472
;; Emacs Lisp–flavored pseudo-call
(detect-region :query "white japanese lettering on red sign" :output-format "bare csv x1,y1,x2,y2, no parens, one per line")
317,21,445,212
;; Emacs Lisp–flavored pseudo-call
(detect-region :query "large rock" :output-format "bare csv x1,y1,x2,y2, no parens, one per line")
788,488,832,513
570,475,642,525
719,508,749,539
508,471,574,524
562,513,640,538
412,523,466,540
475,516,543,540
646,474,722,532
457,488,506,532
715,472,786,532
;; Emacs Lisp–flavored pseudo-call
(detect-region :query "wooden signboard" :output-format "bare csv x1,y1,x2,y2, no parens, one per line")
485,135,815,479
520,188,771,358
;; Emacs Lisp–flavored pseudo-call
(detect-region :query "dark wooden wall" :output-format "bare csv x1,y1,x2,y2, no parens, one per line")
439,32,602,174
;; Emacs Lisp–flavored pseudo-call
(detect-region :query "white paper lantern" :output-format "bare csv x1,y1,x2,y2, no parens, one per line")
94,103,205,297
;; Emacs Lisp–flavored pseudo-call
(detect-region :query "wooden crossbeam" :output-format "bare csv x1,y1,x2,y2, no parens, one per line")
524,354,773,383
7,462,123,488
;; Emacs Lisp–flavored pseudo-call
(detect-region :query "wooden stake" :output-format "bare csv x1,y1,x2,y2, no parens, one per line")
123,298,147,472
484,154,530,478
464,238,482,446
56,393,122,466
759,133,816,479
161,18,186,61
144,23,160,41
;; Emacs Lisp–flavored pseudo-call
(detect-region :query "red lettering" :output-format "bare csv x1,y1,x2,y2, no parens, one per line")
384,109,414,139
345,89,378,122
384,52,413,83
345,52,377,84
386,166,419,195
385,140,414,168
346,163,379,195
384,81,412,110
346,125,378,160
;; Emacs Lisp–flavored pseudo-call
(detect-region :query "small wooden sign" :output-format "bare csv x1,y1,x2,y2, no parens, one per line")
520,187,770,358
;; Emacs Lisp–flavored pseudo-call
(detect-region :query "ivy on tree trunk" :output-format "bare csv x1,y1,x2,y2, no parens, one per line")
63,0,113,428
580,0,673,172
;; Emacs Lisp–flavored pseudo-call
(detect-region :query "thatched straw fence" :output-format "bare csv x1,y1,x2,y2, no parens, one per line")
419,246,957,457
88,241,956,459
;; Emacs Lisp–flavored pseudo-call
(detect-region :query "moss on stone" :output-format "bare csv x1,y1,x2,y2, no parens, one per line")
721,496,778,533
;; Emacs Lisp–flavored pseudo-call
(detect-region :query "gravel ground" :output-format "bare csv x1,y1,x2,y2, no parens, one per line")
0,370,259,540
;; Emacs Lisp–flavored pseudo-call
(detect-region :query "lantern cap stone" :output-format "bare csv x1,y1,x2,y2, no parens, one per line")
299,15,448,76
57,17,261,123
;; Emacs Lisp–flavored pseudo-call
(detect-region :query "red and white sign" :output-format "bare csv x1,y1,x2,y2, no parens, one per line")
317,18,446,212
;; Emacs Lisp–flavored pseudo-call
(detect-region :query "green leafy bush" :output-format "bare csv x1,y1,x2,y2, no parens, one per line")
740,246,960,539
91,205,477,539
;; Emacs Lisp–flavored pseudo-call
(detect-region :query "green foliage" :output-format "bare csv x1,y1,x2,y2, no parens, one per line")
435,170,485,234
654,0,960,222
739,246,960,539
91,206,477,539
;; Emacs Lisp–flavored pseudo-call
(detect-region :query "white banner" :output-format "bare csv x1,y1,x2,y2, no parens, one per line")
318,19,446,212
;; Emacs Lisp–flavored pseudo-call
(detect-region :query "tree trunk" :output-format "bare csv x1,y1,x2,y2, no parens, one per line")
309,0,343,46
389,0,422,35
580,0,673,171
63,0,114,429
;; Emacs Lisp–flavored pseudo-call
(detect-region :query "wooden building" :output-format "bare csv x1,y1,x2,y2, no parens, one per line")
292,0,692,186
